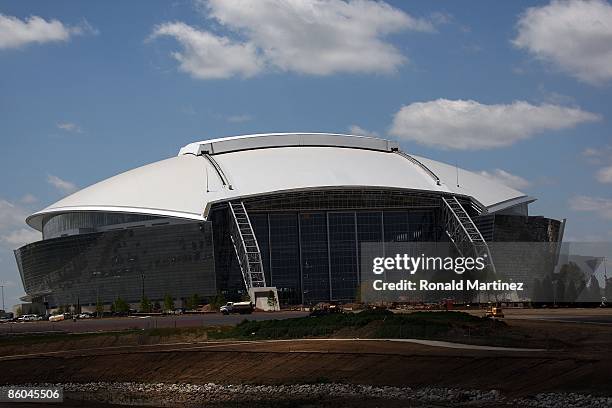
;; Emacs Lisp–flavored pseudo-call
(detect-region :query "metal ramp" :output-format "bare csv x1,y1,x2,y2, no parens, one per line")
442,196,495,272
228,201,267,292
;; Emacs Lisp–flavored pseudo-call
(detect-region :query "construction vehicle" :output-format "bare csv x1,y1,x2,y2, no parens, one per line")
484,305,504,318
309,301,343,317
220,301,254,315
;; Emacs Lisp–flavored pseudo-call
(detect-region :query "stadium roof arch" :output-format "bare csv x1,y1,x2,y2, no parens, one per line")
26,133,534,231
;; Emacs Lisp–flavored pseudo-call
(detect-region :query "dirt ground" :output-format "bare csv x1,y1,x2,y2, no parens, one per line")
0,309,610,406
0,318,611,397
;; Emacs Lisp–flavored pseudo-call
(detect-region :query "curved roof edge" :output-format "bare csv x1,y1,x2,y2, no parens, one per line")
178,133,400,156
486,196,536,214
26,205,205,231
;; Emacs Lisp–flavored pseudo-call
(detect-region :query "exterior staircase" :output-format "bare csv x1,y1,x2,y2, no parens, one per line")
442,196,495,273
228,201,267,291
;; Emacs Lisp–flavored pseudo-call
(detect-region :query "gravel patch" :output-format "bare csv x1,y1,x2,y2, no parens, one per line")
13,382,612,407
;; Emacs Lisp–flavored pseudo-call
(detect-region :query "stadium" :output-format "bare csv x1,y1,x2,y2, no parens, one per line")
14,133,563,311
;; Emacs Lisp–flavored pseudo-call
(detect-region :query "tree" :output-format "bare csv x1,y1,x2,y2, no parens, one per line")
565,280,578,303
541,275,554,303
163,294,175,312
208,292,226,310
113,297,129,314
555,278,566,304
96,300,104,317
267,290,277,309
531,278,542,304
559,262,586,302
354,285,362,303
15,306,22,317
140,296,152,313
187,293,200,310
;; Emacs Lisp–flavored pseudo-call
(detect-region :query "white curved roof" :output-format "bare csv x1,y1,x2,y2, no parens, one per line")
26,133,531,231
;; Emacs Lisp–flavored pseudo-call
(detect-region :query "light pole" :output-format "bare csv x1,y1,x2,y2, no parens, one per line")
141,274,145,301
604,256,608,305
1,285,4,311
93,271,101,317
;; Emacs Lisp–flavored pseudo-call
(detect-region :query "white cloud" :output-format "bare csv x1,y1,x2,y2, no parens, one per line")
149,22,263,79
389,99,600,150
47,174,77,194
0,200,26,231
0,14,94,49
19,194,37,204
0,199,39,249
348,125,379,137
180,105,196,115
581,145,612,183
569,195,612,220
226,114,253,123
477,169,531,190
0,228,39,248
581,146,612,164
596,166,612,183
513,0,612,84
56,121,82,133
152,0,437,79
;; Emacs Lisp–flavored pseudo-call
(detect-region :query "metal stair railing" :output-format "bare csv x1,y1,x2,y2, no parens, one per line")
442,196,495,273
228,201,267,292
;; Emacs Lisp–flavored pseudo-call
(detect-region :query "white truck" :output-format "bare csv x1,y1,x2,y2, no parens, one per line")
18,314,43,322
49,314,65,322
220,301,254,315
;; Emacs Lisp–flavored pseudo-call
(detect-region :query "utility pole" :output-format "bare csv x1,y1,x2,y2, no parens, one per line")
141,273,145,301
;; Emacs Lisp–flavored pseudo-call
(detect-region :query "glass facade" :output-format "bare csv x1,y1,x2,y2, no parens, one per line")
300,213,330,305
329,213,358,301
249,214,271,285
214,200,443,305
15,221,216,307
268,214,301,305
210,209,244,298
17,190,451,309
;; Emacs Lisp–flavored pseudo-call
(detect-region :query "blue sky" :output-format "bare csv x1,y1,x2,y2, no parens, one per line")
0,0,611,307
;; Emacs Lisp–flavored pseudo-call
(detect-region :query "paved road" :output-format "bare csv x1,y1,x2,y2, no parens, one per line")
501,309,612,325
0,311,309,335
456,307,612,325
510,315,612,325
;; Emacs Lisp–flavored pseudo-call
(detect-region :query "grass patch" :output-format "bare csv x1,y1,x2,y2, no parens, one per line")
0,312,512,349
208,310,505,341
